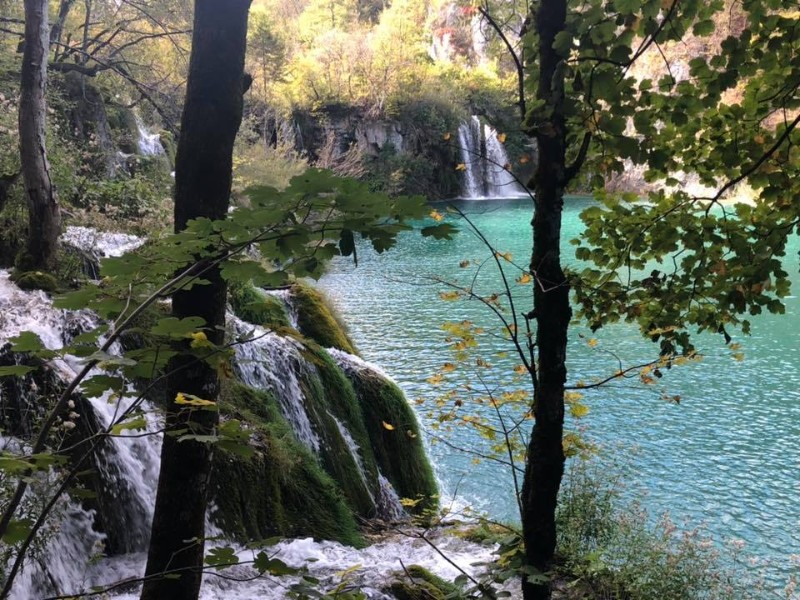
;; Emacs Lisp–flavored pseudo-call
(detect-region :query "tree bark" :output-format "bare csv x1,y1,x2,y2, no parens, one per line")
520,1,570,599
19,0,61,272
140,1,250,599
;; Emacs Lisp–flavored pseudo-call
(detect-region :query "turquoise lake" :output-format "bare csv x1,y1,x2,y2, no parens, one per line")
320,196,800,594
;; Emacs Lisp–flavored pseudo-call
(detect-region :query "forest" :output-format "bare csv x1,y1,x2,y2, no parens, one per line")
0,0,798,599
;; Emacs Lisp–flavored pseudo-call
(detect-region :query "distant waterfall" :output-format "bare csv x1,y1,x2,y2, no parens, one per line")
457,116,525,198
134,115,164,156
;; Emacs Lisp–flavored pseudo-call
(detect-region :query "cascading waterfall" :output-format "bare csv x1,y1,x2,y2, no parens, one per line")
134,114,164,156
0,227,504,598
326,348,412,520
456,115,525,198
262,288,300,329
0,268,161,598
231,318,322,452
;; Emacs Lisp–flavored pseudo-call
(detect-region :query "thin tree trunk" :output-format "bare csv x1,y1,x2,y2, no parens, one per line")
521,0,569,598
19,0,61,272
49,0,77,56
140,1,251,599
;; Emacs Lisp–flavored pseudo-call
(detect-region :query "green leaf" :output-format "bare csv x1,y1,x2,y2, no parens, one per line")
0,365,36,377
205,546,239,570
2,519,33,545
110,415,148,435
421,223,458,240
693,19,715,36
253,553,298,575
150,317,207,339
10,331,45,353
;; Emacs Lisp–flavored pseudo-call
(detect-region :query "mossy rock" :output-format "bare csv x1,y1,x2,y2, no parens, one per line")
388,565,465,600
345,365,438,513
294,341,380,517
11,270,59,292
291,282,357,354
213,382,364,547
229,283,291,330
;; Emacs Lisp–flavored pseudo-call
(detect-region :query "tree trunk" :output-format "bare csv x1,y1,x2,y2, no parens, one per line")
49,0,77,56
19,0,61,272
521,1,570,599
140,2,250,599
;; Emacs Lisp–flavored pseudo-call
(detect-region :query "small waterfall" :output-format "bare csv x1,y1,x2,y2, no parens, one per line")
134,115,164,156
0,269,162,597
61,226,145,259
262,288,299,329
231,318,321,452
456,115,525,198
329,412,374,500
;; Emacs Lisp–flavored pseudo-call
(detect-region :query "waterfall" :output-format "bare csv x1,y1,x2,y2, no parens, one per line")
0,243,494,596
456,116,525,198
134,114,164,156
0,268,162,597
262,288,299,329
231,318,321,452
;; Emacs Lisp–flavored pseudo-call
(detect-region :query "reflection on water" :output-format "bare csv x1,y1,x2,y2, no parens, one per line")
320,197,800,594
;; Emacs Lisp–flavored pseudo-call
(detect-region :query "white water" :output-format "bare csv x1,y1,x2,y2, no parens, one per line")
134,115,164,156
61,226,145,259
457,116,525,198
0,268,161,597
262,288,299,328
231,318,322,452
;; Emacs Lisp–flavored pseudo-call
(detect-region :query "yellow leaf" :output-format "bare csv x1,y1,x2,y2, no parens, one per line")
570,403,590,418
382,421,395,431
406,429,417,439
455,163,467,171
519,154,530,164
514,364,527,375
496,132,507,143
587,338,599,348
189,331,212,349
516,272,532,284
564,391,584,402
443,132,451,140
430,210,444,222
441,362,456,372
175,393,216,407
427,373,444,385
438,291,461,301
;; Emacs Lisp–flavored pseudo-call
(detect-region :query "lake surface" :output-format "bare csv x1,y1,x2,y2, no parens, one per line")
319,196,800,594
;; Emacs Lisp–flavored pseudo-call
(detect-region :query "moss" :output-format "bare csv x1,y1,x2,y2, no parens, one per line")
291,282,357,354
213,382,364,547
11,270,59,292
388,565,465,600
295,342,380,517
348,367,438,513
229,283,291,330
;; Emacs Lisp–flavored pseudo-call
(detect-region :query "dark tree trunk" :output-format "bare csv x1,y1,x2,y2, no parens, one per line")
521,1,570,599
19,0,61,271
140,1,251,599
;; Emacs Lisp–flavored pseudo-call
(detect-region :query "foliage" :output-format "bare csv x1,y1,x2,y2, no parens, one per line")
555,458,763,600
